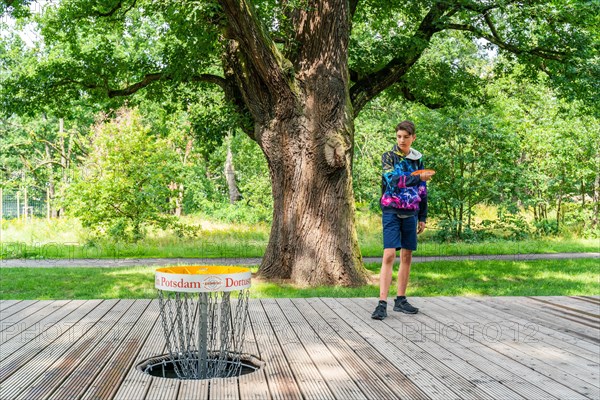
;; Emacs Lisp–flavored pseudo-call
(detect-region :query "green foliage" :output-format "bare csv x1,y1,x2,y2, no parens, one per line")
415,106,522,238
354,73,599,242
2,0,598,246
189,131,273,224
64,108,183,240
2,0,597,116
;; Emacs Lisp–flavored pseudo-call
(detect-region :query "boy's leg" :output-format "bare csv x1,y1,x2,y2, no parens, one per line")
396,249,412,296
373,212,401,320
393,216,419,314
379,248,397,300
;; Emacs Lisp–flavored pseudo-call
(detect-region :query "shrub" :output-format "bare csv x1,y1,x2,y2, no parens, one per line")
64,109,183,241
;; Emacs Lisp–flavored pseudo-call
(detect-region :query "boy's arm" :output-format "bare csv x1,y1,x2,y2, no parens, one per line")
418,191,428,223
417,158,428,222
382,153,422,188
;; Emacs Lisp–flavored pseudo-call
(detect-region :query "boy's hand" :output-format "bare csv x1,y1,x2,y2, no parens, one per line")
419,172,433,181
417,221,426,234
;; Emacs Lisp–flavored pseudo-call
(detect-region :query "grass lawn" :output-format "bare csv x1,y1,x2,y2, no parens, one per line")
2,236,598,261
2,215,598,260
1,259,597,300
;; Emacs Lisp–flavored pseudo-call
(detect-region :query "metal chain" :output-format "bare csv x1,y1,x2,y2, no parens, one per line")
157,288,250,379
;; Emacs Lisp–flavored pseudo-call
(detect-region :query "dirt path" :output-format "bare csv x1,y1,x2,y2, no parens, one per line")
1,252,598,268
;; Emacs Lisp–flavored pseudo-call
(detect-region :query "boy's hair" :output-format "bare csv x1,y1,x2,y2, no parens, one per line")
395,120,415,136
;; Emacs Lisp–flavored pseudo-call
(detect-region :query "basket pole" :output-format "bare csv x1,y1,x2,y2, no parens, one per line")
198,292,209,378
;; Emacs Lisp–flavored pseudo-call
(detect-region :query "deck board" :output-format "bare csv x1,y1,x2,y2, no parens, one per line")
484,296,600,350
571,296,600,307
80,300,158,400
279,298,385,400
0,300,32,320
443,296,599,384
237,306,270,400
320,297,461,400
292,298,415,400
462,297,600,365
114,302,166,400
0,300,21,311
497,297,600,344
247,300,303,400
536,296,600,315
1,300,100,399
13,300,116,400
260,299,338,400
350,297,527,400
471,296,600,359
362,297,553,400
0,300,55,334
0,300,90,382
338,297,494,400
525,297,600,327
0,297,598,400
46,300,145,400
303,298,428,400
426,297,593,399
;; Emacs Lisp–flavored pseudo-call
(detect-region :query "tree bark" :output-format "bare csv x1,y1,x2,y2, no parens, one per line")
556,192,562,232
458,201,464,239
44,143,58,218
219,0,367,286
593,171,599,228
225,138,242,204
581,180,585,210
257,117,366,286
58,118,69,218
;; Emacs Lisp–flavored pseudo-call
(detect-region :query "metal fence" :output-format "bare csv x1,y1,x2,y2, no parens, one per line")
0,188,49,220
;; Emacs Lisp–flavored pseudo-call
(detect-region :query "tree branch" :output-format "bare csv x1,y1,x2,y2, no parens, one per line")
218,0,293,100
91,0,137,18
108,73,227,97
452,0,516,14
483,13,500,41
28,160,66,172
399,86,443,109
445,23,566,60
94,1,124,17
54,72,227,98
349,0,359,20
350,2,451,116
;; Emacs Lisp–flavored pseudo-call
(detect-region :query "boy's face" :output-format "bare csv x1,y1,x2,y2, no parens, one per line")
396,129,416,154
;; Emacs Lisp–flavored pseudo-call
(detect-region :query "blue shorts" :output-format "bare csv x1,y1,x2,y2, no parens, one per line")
382,212,418,251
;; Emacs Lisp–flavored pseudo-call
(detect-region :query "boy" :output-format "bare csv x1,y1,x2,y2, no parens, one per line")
371,120,432,320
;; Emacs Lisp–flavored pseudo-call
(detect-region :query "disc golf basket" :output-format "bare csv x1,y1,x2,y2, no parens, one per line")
153,266,251,380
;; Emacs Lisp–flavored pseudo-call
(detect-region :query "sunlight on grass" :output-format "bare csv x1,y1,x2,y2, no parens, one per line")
418,272,451,279
2,214,598,260
105,266,155,276
1,258,597,300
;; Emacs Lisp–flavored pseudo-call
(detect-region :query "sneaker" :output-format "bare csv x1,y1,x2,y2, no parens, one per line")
394,296,419,314
371,301,388,320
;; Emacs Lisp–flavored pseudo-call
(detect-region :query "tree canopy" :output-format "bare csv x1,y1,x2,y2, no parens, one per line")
1,0,598,286
2,0,598,117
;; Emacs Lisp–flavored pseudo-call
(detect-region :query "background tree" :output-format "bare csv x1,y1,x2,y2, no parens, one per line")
65,108,182,240
1,0,597,285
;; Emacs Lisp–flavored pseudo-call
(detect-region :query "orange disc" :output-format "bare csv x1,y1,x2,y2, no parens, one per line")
411,169,436,176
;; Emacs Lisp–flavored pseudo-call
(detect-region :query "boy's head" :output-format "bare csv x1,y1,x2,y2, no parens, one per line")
395,120,416,154
395,120,415,136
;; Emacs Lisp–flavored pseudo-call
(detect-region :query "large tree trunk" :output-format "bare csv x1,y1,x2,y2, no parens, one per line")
220,0,367,286
257,116,366,286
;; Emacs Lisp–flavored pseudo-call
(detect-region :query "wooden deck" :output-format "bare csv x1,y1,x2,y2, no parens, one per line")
0,296,598,400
